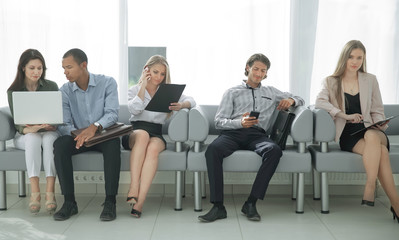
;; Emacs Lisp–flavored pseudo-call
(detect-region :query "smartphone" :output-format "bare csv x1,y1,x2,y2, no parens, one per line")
249,111,260,119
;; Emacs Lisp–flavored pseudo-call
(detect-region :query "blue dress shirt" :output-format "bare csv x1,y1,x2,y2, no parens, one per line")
58,73,119,136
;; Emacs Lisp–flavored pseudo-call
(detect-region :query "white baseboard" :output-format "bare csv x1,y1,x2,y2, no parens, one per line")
4,171,398,197
5,183,392,199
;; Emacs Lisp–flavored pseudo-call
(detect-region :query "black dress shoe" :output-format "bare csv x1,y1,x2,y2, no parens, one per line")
241,201,261,221
100,201,116,221
198,205,227,222
53,201,78,221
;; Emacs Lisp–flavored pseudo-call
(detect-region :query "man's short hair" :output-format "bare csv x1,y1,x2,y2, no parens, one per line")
63,48,88,65
244,53,271,76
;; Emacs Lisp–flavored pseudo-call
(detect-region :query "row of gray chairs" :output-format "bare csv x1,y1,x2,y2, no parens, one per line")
0,105,189,211
309,104,399,213
187,105,313,213
2,103,397,213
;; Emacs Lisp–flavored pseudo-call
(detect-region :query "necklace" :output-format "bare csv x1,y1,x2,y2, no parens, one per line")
344,79,358,94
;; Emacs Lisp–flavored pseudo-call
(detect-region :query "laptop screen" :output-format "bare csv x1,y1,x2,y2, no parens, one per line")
12,91,63,125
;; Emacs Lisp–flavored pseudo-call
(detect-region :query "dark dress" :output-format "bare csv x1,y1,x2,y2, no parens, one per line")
339,92,390,152
339,93,366,152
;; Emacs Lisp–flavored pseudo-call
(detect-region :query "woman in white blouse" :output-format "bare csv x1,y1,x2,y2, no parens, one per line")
123,55,196,218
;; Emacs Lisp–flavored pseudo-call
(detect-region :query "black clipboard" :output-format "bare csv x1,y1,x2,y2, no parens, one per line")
145,84,186,113
350,115,399,136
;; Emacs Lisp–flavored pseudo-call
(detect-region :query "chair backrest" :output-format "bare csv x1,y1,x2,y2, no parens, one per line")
310,107,336,143
384,104,399,135
0,106,16,141
310,104,399,142
189,104,313,143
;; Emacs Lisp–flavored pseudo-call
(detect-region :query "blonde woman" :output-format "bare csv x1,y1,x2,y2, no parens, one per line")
123,55,196,218
315,40,399,223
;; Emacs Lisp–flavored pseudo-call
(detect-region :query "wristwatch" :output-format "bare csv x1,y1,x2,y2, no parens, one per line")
94,122,102,132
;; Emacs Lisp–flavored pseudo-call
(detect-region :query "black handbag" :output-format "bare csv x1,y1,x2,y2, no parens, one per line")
270,110,296,150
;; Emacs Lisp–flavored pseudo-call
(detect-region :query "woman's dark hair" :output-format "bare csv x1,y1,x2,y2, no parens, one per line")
8,49,46,91
63,48,88,65
244,53,271,78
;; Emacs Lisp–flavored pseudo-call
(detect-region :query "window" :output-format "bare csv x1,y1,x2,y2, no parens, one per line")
310,0,399,104
0,0,119,106
128,47,167,87
127,0,291,104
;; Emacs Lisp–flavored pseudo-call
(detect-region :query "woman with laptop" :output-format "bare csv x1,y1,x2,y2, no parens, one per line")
7,49,59,214
315,40,399,223
122,55,196,218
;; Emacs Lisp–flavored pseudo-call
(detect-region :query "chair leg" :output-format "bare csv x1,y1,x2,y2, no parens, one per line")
313,169,321,200
174,171,182,211
0,171,6,210
296,173,305,214
201,172,206,199
182,171,186,198
291,173,298,200
18,171,26,197
193,172,202,212
321,172,329,214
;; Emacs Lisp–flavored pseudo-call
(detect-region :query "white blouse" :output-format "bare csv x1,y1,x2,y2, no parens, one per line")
127,84,196,124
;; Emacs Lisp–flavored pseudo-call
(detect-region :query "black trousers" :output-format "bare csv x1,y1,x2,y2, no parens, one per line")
205,128,282,203
53,135,121,196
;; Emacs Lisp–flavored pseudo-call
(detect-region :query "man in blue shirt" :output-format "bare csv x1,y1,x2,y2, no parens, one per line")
53,48,121,221
198,53,304,222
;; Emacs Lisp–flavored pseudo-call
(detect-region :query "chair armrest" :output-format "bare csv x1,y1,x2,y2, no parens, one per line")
0,106,16,141
290,106,313,142
311,108,335,142
168,108,189,142
188,106,210,142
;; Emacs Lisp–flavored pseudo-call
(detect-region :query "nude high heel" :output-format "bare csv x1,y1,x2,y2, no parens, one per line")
45,192,57,214
29,192,41,214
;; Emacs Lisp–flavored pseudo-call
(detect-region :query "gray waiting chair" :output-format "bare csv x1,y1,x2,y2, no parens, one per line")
187,105,313,213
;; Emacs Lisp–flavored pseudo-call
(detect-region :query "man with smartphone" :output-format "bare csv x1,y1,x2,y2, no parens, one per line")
198,53,304,222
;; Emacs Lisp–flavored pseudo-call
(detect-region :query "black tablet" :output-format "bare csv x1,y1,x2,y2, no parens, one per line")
145,84,186,113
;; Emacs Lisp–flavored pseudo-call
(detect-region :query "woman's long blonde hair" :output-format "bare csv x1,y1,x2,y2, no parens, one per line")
144,55,174,117
330,40,367,110
143,55,171,84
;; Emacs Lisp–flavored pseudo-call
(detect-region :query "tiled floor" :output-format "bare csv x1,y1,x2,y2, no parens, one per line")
0,193,399,240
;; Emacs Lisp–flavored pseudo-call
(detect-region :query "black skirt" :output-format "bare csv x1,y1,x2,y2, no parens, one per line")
121,121,166,150
339,123,390,152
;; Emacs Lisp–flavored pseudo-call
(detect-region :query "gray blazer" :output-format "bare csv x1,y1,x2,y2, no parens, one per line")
315,72,386,142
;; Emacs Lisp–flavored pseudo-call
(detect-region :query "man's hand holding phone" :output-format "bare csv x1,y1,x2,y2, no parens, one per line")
249,111,260,119
241,112,259,128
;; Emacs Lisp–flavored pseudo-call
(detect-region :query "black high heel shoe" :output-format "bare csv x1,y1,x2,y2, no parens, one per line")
361,199,375,207
390,206,399,223
131,208,142,218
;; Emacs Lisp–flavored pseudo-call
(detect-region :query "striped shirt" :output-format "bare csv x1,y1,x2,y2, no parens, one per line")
215,81,305,131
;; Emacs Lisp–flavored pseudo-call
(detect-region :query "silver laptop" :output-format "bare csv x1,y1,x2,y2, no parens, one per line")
12,91,64,125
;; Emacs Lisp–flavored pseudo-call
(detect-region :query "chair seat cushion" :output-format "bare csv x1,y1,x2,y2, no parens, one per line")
187,144,311,173
0,143,188,172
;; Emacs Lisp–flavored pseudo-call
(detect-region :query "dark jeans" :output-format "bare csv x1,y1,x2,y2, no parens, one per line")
205,128,282,203
53,135,121,196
